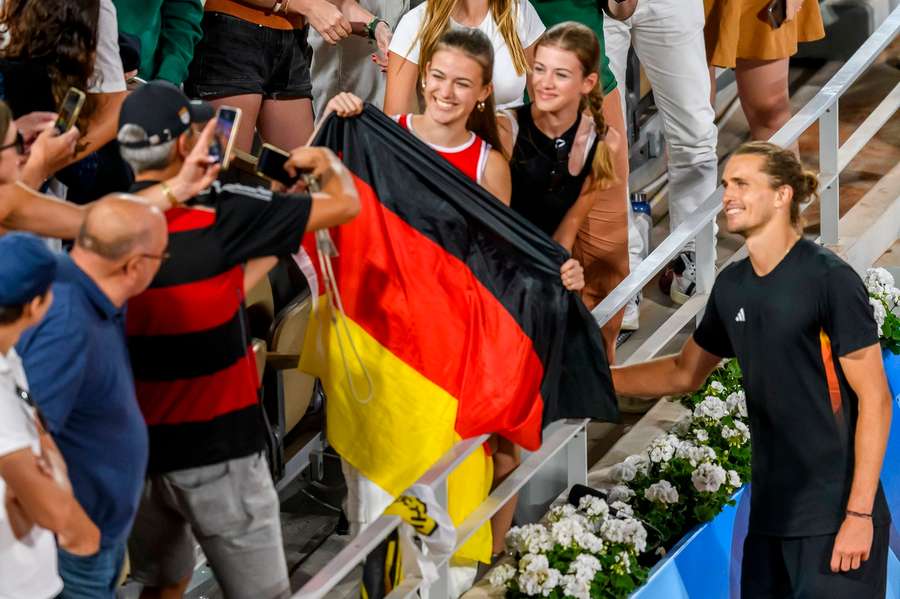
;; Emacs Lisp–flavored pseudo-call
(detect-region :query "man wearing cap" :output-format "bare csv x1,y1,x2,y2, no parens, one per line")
117,81,360,599
0,233,100,599
17,197,169,598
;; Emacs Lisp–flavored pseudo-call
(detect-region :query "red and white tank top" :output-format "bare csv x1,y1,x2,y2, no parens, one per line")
395,114,490,184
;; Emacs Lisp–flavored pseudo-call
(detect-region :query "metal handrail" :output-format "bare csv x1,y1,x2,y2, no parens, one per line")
292,8,900,597
591,5,900,326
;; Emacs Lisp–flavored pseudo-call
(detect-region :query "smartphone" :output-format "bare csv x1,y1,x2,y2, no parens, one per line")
766,0,787,29
209,106,242,170
55,88,86,133
256,143,300,186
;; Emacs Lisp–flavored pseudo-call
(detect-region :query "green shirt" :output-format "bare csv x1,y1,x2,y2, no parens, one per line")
112,0,204,85
531,0,617,95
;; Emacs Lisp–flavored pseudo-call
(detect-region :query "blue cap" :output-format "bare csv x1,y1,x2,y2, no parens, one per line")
0,233,57,306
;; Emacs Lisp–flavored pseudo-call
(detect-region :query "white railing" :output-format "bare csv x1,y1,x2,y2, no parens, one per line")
292,7,900,597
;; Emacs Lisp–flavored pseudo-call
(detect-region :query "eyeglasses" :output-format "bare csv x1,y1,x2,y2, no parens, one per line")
0,131,25,155
138,251,171,263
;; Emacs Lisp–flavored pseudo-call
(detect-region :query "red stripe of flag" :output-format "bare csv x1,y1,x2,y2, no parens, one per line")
305,176,545,449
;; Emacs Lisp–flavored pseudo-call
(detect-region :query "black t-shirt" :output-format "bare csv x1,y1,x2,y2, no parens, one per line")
694,239,889,537
127,179,312,472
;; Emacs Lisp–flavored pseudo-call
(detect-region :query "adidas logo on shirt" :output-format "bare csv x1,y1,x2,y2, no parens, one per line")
735,308,746,322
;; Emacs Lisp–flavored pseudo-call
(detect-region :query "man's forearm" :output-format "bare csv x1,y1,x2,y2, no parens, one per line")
612,355,693,398
846,387,892,514
328,0,375,23
0,182,84,239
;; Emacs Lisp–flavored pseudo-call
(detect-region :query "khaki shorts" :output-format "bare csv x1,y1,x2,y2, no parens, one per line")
128,453,289,599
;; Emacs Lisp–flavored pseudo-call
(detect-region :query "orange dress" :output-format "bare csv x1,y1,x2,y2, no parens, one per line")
704,0,825,68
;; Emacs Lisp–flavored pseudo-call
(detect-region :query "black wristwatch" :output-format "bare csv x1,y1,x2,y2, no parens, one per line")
366,17,388,41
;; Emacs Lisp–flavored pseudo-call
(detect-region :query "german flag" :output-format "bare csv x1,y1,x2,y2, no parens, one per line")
299,106,618,562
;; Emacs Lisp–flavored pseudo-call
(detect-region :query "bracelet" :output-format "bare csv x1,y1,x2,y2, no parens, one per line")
160,181,179,209
846,510,873,519
272,0,285,13
366,17,388,41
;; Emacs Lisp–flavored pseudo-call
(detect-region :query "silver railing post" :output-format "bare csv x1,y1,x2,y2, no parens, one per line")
693,220,716,324
421,479,451,599
566,424,588,489
819,100,840,245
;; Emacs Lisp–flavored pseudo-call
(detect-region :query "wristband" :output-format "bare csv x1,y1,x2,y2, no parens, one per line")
846,510,873,519
160,181,179,209
366,17,388,41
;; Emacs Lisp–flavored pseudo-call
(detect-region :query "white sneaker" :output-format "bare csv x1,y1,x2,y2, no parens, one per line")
621,293,640,331
669,252,696,305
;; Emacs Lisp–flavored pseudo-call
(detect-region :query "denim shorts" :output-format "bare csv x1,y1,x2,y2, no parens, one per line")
186,12,313,101
57,541,127,599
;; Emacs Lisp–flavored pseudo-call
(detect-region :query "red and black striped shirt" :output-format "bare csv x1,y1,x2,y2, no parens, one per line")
126,180,311,473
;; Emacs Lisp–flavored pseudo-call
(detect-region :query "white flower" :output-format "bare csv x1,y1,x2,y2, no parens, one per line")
725,391,748,418
721,421,751,446
692,462,727,493
612,551,633,575
727,469,742,488
563,554,602,598
675,440,717,467
574,530,605,553
709,381,726,395
693,428,709,443
610,454,649,482
610,501,634,517
649,434,680,463
517,554,561,597
865,267,895,294
578,495,609,520
569,553,602,578
870,297,887,336
644,480,680,504
487,563,517,588
606,485,635,504
599,517,647,552
560,575,591,599
506,524,553,555
547,503,577,523
693,396,729,422
550,517,587,547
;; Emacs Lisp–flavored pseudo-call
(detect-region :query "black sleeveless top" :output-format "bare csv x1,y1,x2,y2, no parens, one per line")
509,104,598,236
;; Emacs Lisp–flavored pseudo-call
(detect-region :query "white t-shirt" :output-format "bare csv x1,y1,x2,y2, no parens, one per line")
0,348,62,599
89,0,126,93
389,0,545,110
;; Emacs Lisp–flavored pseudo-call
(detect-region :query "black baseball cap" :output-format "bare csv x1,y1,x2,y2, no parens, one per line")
118,81,214,148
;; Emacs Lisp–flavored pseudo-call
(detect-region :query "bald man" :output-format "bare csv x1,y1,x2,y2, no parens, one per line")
17,195,168,599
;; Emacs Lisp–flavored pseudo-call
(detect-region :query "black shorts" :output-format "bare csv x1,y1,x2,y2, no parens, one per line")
741,526,889,598
185,11,312,101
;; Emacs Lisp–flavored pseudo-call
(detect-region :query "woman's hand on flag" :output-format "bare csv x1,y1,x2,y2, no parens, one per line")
561,259,585,291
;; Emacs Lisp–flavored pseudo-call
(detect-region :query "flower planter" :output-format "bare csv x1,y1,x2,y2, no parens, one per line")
633,351,900,599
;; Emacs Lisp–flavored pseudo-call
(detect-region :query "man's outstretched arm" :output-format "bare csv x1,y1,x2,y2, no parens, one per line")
612,336,722,399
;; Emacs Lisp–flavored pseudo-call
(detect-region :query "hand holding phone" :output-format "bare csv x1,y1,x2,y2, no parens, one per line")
55,88,86,134
765,0,787,29
209,106,242,170
256,143,301,186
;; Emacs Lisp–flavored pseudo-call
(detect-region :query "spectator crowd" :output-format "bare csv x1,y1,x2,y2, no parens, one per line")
0,0,827,598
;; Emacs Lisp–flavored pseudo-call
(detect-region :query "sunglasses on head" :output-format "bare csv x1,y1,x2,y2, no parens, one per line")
0,131,25,155
16,384,48,433
548,138,569,192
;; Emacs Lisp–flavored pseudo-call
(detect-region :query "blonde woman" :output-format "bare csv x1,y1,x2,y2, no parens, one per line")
383,0,545,114
500,22,625,357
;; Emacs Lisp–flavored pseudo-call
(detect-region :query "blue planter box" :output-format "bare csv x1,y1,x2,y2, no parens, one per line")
633,350,900,598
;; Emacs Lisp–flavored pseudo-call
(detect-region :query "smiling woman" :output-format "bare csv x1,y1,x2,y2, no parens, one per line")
383,0,545,114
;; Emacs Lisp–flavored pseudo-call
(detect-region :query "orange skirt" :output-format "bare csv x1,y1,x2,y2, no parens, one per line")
704,0,825,68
